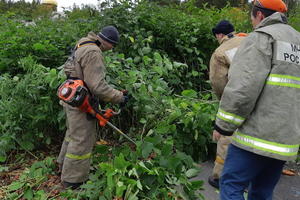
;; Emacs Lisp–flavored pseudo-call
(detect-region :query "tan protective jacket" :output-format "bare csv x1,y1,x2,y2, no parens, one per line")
215,13,300,161
209,34,246,99
64,32,123,104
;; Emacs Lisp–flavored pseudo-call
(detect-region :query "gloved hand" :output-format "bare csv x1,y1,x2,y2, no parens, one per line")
120,95,129,108
120,90,129,108
121,90,128,95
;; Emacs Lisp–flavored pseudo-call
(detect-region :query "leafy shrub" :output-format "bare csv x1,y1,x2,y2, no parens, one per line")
1,0,300,198
103,50,217,161
4,157,56,200
71,136,204,199
0,56,64,162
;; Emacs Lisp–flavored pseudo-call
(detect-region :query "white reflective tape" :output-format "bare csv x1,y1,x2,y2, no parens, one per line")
267,74,300,89
267,76,300,85
217,109,244,125
233,133,299,156
275,41,300,65
225,47,238,63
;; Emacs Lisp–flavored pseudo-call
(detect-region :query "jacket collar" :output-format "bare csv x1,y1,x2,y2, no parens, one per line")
255,12,287,29
87,32,101,43
219,32,235,45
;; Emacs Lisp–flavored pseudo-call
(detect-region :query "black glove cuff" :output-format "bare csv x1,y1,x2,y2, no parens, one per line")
214,124,234,136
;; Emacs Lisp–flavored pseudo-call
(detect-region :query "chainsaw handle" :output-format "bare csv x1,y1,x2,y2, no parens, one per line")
100,108,121,115
96,108,121,127
113,109,121,115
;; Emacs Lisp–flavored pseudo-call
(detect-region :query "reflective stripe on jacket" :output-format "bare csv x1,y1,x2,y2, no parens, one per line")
215,12,300,161
209,33,246,99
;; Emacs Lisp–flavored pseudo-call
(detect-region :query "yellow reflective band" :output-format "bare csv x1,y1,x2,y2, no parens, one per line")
77,43,96,48
233,132,299,156
217,108,245,126
66,153,91,160
215,156,224,165
267,74,300,89
65,136,71,142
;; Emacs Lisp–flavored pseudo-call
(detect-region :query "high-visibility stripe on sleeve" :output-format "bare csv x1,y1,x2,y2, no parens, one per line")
233,132,299,156
267,74,300,89
66,153,91,160
65,136,71,142
215,156,225,165
216,108,245,126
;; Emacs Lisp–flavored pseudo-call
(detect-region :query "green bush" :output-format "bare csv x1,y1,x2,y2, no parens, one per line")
102,50,218,161
1,1,300,198
72,136,204,199
0,56,64,161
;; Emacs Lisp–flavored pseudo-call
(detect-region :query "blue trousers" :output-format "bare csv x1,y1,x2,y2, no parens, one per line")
220,144,285,200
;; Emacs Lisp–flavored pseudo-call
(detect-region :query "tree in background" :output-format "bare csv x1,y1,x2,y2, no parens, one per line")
185,0,299,15
194,0,247,8
149,0,181,5
0,0,40,19
285,0,299,14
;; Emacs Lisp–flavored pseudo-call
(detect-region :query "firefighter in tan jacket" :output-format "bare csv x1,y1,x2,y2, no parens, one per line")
57,26,127,189
208,20,246,189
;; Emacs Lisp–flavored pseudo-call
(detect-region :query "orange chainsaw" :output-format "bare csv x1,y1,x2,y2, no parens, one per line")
57,79,136,145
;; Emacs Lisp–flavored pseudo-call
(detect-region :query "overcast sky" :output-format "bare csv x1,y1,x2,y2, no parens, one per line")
57,0,101,11
21,0,101,12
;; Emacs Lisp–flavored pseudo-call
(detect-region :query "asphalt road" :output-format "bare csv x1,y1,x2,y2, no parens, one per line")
192,161,300,200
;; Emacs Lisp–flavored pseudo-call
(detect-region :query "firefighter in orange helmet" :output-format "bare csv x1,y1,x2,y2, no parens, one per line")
212,0,300,199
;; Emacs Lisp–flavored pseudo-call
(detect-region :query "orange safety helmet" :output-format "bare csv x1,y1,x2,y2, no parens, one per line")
253,0,287,13
236,32,248,37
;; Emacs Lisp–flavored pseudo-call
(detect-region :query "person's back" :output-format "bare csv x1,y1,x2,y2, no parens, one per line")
208,20,247,189
210,34,246,99
229,12,300,161
212,0,300,199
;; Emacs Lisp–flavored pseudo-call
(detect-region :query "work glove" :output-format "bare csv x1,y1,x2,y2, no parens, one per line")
120,95,129,108
121,90,128,95
120,90,129,108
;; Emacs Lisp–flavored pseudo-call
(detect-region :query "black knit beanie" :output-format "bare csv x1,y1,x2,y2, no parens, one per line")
212,20,234,36
98,26,119,45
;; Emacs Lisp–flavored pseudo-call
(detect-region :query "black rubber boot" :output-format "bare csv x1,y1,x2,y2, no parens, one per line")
208,176,220,189
62,181,83,190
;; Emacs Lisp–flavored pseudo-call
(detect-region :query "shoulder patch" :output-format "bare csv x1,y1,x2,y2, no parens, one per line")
275,41,300,65
225,47,238,63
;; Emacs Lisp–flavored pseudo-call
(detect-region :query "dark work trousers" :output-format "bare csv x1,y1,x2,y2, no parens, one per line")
220,144,285,200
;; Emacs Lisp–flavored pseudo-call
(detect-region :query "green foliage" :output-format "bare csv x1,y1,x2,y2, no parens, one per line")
0,14,98,74
193,0,248,8
103,51,217,161
61,136,204,199
4,157,56,200
0,57,64,161
0,0,41,20
88,0,252,92
153,92,218,160
289,5,300,32
1,0,300,198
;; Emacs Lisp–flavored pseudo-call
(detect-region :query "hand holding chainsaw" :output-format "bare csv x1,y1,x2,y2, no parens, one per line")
57,79,136,145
